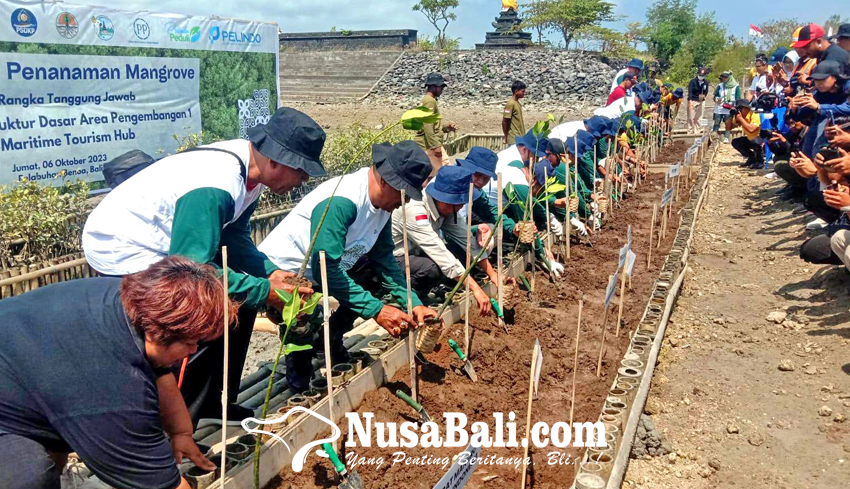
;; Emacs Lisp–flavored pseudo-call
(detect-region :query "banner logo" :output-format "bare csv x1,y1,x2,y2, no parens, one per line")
132,18,150,40
209,26,262,44
167,23,200,43
91,15,114,41
242,407,341,473
11,8,37,37
55,12,78,39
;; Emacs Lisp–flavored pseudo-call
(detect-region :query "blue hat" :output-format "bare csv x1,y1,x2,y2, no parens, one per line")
672,88,684,99
575,130,595,155
583,116,609,139
426,166,477,205
600,118,619,137
515,128,549,158
456,146,497,179
770,47,790,63
533,160,556,186
626,58,644,71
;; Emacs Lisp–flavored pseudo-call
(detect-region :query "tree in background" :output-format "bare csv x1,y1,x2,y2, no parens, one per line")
824,14,850,36
625,21,648,51
521,0,548,45
709,38,757,87
574,25,637,58
754,18,800,53
645,0,697,66
665,12,727,85
413,0,459,51
521,0,617,49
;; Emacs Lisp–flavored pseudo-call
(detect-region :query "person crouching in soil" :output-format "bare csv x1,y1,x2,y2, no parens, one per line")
0,256,234,489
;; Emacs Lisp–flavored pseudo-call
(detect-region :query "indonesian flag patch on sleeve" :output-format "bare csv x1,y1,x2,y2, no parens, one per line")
415,214,429,226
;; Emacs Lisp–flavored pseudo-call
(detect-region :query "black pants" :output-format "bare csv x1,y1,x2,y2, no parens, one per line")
0,434,62,489
395,254,442,297
774,162,808,193
285,257,388,392
806,191,843,224
177,306,257,423
800,234,843,265
767,140,792,163
731,136,764,163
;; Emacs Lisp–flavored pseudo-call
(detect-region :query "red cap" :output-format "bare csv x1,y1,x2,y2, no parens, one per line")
792,23,825,48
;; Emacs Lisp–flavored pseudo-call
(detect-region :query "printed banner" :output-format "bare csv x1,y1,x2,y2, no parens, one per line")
0,0,279,186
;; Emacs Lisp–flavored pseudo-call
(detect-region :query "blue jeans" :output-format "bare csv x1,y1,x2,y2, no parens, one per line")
0,434,63,489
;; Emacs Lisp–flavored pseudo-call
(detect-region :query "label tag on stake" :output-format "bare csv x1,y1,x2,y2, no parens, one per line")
618,243,629,270
661,188,674,208
532,339,543,398
669,163,680,178
625,250,637,277
433,443,482,489
605,271,618,309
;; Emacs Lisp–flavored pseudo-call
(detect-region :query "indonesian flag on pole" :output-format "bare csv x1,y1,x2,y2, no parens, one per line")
749,24,763,37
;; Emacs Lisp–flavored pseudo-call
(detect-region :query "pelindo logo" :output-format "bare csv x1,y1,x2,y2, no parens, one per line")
209,26,261,44
11,8,37,37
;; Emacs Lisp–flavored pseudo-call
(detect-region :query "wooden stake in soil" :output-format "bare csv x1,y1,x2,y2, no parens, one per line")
615,269,627,337
564,157,571,260
399,190,417,402
596,274,614,377
570,299,583,426
464,183,473,355
520,344,539,489
220,246,230,483
319,251,336,451
497,175,506,333
543,167,552,259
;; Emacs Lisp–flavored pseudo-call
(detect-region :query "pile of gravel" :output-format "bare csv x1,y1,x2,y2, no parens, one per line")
630,414,673,459
365,50,617,112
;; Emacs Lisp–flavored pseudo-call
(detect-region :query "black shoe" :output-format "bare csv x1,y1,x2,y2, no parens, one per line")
740,158,754,168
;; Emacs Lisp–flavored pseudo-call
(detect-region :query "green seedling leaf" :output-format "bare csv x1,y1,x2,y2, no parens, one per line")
282,289,301,327
400,106,442,124
275,288,293,305
402,119,423,131
284,343,313,355
301,292,323,316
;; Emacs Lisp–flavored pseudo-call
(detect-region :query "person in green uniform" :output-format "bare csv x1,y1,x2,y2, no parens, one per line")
503,80,527,144
414,72,458,176
545,138,591,236
81,107,326,423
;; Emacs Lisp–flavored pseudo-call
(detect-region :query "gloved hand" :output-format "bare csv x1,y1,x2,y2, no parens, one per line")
590,201,599,213
550,261,565,279
571,217,588,237
548,215,564,237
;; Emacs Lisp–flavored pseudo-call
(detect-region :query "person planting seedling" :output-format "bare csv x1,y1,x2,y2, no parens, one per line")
391,165,493,315
258,140,438,392
0,257,233,489
81,107,324,425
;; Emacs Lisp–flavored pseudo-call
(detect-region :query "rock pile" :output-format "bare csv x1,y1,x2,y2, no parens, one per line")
365,50,616,111
630,414,673,459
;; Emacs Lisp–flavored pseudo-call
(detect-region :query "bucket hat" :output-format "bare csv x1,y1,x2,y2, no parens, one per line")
248,107,327,177
425,166,477,205
456,147,497,179
373,140,432,200
515,128,549,157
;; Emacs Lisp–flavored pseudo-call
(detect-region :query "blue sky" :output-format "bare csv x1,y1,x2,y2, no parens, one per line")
85,0,846,48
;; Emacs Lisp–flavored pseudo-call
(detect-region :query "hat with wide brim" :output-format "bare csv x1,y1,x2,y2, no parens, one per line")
424,72,448,87
829,23,850,40
248,107,327,178
373,140,432,201
626,58,644,70
515,129,549,157
425,166,477,205
456,146,497,179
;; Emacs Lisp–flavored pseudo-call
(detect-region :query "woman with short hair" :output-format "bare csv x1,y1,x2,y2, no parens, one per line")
0,256,236,489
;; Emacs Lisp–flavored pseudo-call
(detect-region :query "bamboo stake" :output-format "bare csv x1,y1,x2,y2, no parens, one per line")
596,289,610,377
464,183,473,355
497,175,506,333
520,345,538,489
615,270,627,337
565,158,571,260
569,299,583,426
543,167,552,258
319,251,336,451
399,190,417,402
220,246,230,483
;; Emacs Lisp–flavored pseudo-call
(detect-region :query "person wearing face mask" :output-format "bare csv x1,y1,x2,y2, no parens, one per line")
687,67,709,134
714,71,741,143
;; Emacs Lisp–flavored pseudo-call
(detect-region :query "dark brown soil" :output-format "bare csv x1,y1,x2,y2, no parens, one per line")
269,157,694,489
655,140,691,165
287,274,313,289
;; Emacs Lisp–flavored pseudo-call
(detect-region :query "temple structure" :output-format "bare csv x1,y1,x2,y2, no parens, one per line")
475,3,532,50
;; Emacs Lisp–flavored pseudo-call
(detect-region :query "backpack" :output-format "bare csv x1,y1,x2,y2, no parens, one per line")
102,147,246,189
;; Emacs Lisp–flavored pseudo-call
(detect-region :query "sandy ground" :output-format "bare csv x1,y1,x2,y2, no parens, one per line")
623,143,850,488
288,101,591,135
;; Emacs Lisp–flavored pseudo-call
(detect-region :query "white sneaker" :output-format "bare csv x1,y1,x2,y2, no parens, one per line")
764,172,777,179
722,138,729,144
806,218,827,230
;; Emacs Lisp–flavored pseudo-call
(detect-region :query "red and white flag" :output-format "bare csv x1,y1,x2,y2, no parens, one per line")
749,24,763,37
